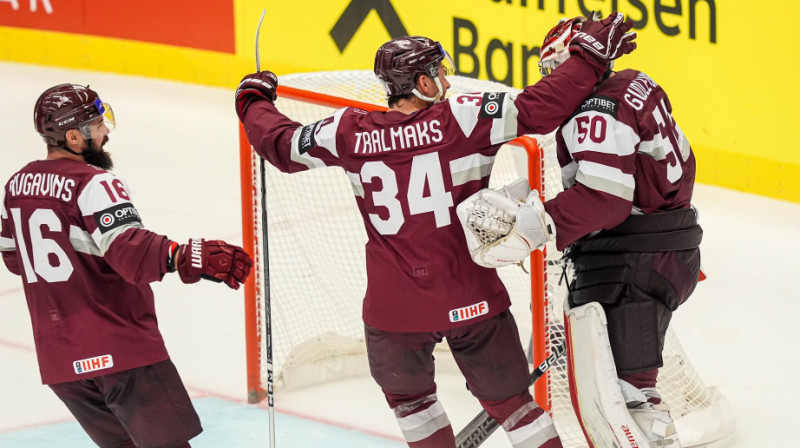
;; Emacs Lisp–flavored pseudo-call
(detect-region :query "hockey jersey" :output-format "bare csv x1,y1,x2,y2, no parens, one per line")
0,158,172,384
242,57,603,332
544,69,697,250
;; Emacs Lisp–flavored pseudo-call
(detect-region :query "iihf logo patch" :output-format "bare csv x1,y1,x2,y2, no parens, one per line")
449,301,489,322
73,354,114,374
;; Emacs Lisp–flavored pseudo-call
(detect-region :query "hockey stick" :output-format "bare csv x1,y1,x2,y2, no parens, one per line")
455,342,565,448
254,9,276,448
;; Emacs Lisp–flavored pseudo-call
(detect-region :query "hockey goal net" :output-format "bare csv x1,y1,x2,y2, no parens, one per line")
238,70,735,447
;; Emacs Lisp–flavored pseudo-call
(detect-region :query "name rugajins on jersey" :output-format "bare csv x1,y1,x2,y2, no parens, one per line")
6,172,76,202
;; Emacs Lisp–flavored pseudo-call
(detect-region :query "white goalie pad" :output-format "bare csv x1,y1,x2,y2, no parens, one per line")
456,178,555,268
564,301,667,448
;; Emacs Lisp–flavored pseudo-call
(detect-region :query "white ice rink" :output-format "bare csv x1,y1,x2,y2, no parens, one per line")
0,61,798,447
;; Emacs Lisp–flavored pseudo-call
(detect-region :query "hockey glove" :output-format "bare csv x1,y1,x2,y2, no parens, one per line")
569,12,636,73
171,239,253,290
236,71,278,122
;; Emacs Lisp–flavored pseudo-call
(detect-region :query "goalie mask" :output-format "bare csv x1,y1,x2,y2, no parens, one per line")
538,12,605,77
34,83,116,147
374,36,455,102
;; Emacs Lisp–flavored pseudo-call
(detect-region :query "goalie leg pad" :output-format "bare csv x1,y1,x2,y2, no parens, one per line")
564,301,655,447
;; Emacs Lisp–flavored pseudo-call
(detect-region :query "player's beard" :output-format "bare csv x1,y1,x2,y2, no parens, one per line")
82,136,113,170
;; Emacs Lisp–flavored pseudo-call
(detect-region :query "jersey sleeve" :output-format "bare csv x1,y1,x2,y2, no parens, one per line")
544,94,639,250
514,57,603,136
76,172,170,284
0,198,20,276
243,100,348,173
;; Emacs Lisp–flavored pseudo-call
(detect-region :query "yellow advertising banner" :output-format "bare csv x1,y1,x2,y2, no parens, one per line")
1,0,798,202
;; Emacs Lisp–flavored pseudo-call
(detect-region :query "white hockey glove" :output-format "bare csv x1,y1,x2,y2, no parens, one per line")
456,178,556,268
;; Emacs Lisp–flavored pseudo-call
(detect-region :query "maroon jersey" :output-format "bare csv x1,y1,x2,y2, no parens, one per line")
0,158,172,384
242,57,602,332
544,70,696,250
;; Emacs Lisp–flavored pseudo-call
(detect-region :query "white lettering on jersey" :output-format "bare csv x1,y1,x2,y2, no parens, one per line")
353,119,443,154
7,172,75,202
623,72,658,111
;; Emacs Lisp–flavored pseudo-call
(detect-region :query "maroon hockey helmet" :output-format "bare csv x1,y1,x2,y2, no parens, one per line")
374,36,455,96
538,13,601,77
34,83,115,146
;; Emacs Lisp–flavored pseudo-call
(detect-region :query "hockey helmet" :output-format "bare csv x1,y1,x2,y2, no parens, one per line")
538,13,601,77
374,36,455,97
34,83,115,146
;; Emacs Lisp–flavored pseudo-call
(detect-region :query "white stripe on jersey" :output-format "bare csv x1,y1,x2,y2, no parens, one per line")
69,225,102,256
490,92,519,145
345,170,364,198
561,112,639,156
0,202,11,251
447,93,481,138
289,108,346,170
0,236,15,251
561,160,578,188
90,224,142,256
77,173,131,214
314,108,345,158
638,122,691,162
77,173,144,255
450,153,495,186
576,161,635,201
290,126,326,170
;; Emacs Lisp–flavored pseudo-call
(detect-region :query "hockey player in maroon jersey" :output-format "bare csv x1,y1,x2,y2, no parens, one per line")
236,13,635,448
511,14,701,447
0,84,252,448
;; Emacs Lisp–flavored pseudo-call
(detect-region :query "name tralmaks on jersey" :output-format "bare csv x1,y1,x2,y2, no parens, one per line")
353,119,443,154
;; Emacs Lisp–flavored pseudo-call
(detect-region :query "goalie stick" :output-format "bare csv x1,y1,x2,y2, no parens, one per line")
455,343,565,448
253,9,277,448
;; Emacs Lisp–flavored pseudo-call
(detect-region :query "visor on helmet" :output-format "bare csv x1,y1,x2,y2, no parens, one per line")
438,43,456,77
94,98,116,132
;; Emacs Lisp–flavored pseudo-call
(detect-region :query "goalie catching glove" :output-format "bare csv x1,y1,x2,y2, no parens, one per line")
456,178,556,268
168,239,253,290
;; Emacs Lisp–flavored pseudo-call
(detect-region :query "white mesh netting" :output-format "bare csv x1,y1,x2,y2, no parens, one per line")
245,70,735,447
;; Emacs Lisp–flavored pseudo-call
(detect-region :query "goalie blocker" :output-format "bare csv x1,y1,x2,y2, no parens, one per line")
456,178,556,268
